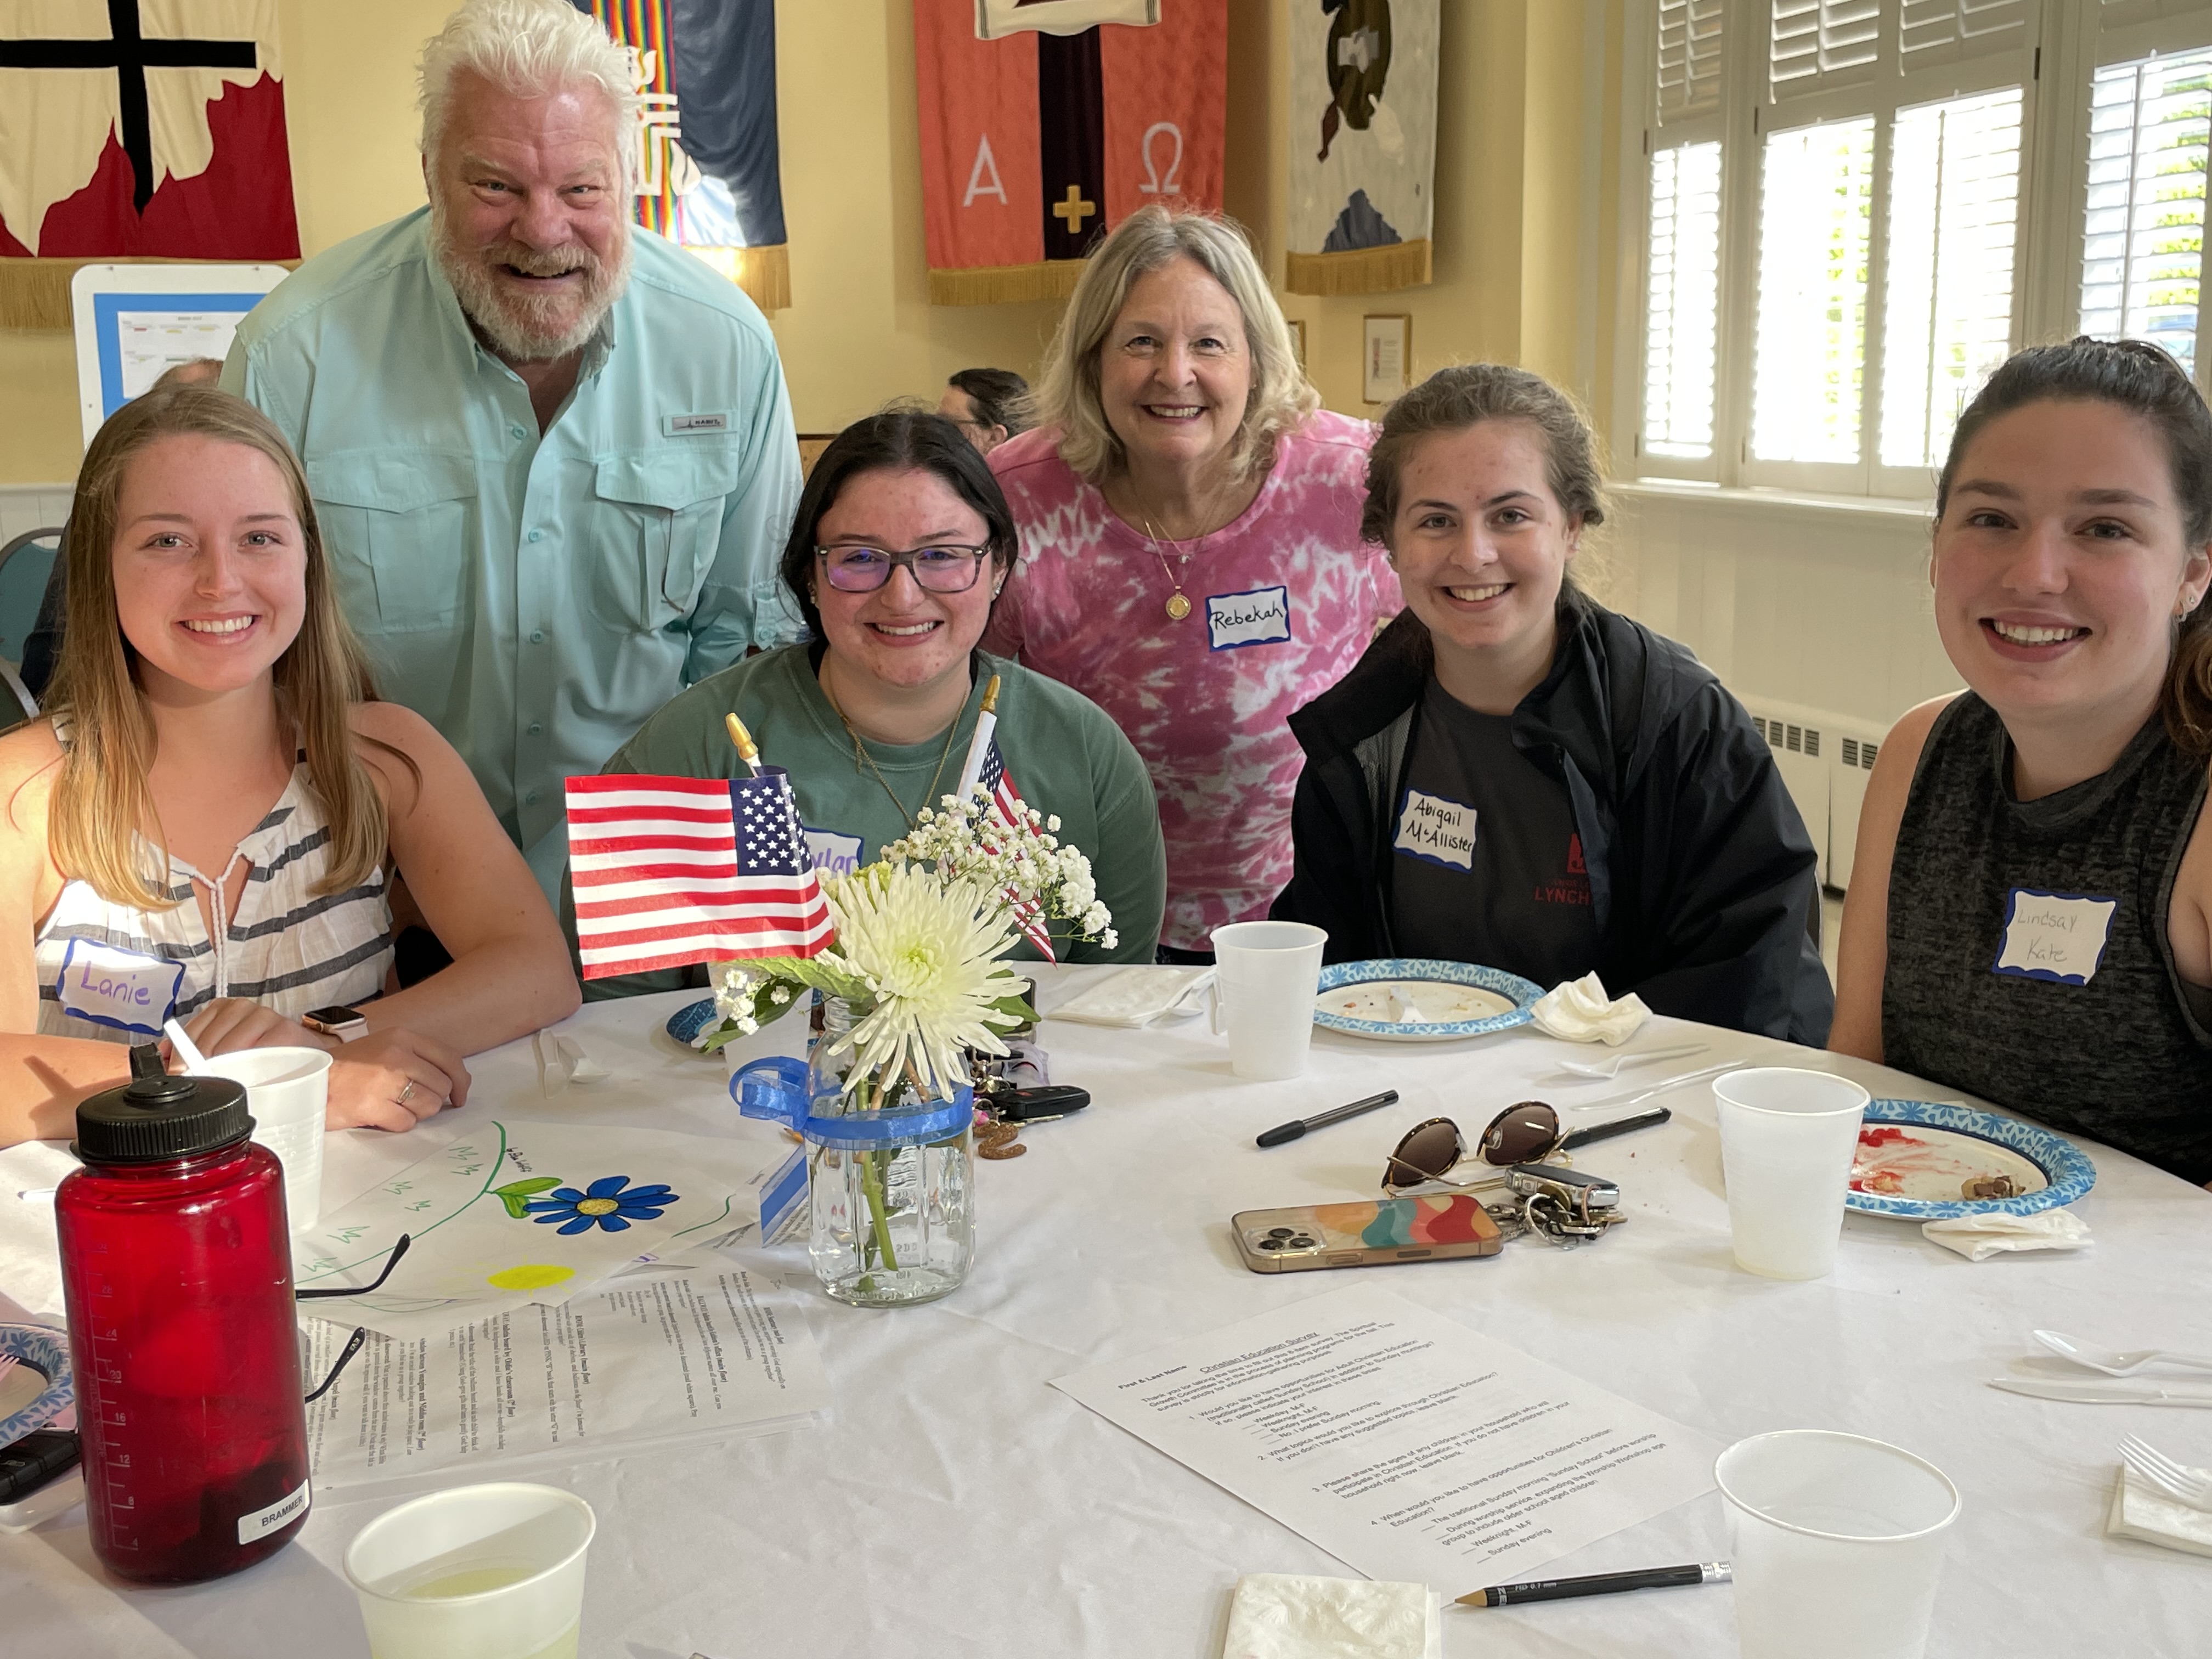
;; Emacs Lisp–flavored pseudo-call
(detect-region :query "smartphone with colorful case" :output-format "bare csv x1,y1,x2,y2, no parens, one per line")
1231,1194,1503,1273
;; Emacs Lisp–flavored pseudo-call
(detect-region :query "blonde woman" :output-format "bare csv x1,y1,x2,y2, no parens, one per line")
0,387,579,1145
983,207,1395,960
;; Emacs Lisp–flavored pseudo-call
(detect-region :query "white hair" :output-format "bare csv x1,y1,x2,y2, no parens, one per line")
417,0,640,187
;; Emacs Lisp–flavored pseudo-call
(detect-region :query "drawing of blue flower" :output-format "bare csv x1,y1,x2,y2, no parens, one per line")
524,1176,677,1234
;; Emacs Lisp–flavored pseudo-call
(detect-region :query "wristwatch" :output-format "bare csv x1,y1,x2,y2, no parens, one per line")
301,1005,370,1043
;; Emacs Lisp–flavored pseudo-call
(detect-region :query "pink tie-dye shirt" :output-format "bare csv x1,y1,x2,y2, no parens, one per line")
984,412,1395,950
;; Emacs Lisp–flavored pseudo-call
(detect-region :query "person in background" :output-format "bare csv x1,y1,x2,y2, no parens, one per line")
939,368,1031,455
0,388,579,1147
1834,338,2212,1184
984,206,1393,962
580,410,1165,996
1272,364,1832,1042
221,0,802,908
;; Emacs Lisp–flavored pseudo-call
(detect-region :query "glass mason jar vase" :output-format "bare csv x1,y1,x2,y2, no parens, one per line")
735,996,975,1307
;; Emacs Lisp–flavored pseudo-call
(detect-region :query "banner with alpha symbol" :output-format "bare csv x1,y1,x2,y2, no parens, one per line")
913,0,1226,305
1285,0,1438,296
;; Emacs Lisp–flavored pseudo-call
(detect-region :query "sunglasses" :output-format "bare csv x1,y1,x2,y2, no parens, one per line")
1381,1102,1668,1195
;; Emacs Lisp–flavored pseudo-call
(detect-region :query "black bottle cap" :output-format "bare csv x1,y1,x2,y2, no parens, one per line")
74,1046,252,1164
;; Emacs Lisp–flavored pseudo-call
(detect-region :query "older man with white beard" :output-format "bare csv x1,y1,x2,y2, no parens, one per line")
222,0,802,902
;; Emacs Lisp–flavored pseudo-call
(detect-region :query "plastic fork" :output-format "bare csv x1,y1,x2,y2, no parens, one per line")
2120,1435,2212,1511
1555,1042,1709,1080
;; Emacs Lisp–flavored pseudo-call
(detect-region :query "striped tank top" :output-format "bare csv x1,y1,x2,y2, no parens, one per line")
36,763,394,1045
1883,695,2212,1183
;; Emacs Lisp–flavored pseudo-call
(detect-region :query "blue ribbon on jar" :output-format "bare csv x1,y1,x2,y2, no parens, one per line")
731,1057,975,1151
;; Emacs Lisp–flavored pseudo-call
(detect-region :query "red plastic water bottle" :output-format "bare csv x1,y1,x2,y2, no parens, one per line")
56,1051,310,1582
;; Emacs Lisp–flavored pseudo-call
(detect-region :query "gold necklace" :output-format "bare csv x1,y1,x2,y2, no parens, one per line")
821,675,963,831
1143,518,1197,622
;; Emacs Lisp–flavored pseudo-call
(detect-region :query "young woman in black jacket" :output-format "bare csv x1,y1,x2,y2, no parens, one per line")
1271,364,1833,1042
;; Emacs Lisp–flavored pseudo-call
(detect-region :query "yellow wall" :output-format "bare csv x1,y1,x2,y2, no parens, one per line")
0,0,1624,482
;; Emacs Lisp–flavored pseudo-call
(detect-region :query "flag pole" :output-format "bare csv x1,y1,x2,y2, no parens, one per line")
725,712,763,778
953,675,1001,805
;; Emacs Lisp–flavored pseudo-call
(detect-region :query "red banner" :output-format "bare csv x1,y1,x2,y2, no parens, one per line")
913,0,1224,304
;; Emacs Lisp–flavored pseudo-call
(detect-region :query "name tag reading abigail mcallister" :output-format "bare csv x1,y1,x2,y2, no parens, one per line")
1992,887,2120,986
1206,585,1293,651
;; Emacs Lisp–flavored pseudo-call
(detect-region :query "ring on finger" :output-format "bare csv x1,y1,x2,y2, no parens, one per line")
398,1080,416,1106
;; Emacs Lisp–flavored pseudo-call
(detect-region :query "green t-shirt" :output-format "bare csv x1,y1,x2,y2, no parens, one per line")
577,644,1166,996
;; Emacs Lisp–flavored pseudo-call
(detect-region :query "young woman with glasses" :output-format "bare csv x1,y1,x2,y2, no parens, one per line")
584,410,1167,989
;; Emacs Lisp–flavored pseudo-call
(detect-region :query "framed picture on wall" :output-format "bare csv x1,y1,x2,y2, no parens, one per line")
1286,318,1307,369
1362,314,1410,403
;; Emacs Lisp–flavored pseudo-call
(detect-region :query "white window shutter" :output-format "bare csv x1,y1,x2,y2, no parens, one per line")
1658,0,1729,125
1770,1,1883,100
1880,89,2024,469
1645,142,1726,456
1752,117,1877,463
2081,46,2212,375
1897,1,2032,71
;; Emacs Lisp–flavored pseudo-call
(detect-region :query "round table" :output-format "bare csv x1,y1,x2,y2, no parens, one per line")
1,967,2207,1656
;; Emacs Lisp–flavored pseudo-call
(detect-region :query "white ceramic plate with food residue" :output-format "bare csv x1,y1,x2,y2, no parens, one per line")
1312,959,1543,1043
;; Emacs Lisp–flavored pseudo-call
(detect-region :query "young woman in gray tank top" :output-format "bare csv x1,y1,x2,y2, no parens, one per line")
1833,338,2212,1186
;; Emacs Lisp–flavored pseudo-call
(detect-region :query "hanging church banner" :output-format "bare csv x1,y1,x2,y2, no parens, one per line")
1285,0,1437,296
914,0,1226,306
579,0,789,313
0,0,299,330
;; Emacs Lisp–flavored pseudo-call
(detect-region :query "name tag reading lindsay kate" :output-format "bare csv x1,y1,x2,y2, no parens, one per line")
803,826,864,878
1991,887,2119,985
57,938,185,1036
1206,585,1293,651
1393,788,1477,871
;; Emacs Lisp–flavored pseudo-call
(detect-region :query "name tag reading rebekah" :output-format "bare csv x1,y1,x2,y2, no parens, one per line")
1205,585,1292,651
1394,788,1477,871
1991,887,2119,985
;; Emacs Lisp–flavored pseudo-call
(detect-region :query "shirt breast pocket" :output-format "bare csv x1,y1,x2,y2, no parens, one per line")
589,449,742,633
306,451,478,635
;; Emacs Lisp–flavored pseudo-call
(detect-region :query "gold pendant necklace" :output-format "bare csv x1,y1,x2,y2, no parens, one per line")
1143,518,1196,622
822,675,963,831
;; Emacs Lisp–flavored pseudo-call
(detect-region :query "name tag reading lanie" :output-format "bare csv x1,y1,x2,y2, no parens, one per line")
1992,887,2119,986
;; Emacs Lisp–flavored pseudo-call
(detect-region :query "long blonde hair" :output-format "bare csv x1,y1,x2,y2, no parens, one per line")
1035,206,1319,482
44,387,392,907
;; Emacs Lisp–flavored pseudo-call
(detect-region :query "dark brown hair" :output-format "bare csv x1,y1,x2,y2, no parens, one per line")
1937,337,2212,756
1361,363,1608,554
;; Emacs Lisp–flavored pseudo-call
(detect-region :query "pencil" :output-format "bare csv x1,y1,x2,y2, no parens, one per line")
1457,1561,1729,1608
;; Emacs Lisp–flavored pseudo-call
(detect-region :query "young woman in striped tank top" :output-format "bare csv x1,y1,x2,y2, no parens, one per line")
1834,340,2212,1186
0,387,579,1145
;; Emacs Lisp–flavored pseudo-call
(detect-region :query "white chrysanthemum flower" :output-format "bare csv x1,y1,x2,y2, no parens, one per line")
823,865,1024,1098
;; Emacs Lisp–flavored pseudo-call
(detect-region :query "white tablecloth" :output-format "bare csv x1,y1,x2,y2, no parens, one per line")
2,969,2209,1656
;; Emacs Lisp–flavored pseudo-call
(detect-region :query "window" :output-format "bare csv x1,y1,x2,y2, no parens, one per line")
1626,1,2212,499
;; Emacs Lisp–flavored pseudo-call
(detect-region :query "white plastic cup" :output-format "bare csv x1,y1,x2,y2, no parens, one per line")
1208,921,1328,1081
1717,1430,1961,1659
1713,1067,1869,1279
191,1046,332,1231
343,1482,595,1659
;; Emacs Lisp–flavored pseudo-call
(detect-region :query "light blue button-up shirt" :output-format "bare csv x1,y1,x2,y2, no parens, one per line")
223,208,804,897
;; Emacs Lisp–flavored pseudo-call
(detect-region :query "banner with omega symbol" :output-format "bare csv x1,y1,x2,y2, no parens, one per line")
1285,0,1438,296
913,0,1226,306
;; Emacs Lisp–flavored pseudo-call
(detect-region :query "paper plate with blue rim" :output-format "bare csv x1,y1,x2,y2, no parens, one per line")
1313,959,1544,1043
0,1324,72,1447
1846,1099,2095,1220
665,998,721,1047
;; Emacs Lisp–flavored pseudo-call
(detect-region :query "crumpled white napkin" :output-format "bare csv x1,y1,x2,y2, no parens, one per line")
1530,972,1650,1045
2107,1461,2212,1557
1921,1208,2091,1261
1053,965,1214,1028
1220,1574,1438,1659
534,1030,610,1093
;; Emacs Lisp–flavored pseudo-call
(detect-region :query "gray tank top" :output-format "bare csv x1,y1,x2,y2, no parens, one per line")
1884,695,2212,1183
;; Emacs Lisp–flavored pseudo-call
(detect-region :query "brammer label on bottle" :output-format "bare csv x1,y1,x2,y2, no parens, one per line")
238,1477,311,1545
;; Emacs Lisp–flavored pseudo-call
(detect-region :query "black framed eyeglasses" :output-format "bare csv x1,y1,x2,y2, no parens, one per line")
816,544,991,593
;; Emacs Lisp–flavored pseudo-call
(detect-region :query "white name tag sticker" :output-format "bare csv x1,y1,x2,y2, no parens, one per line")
1393,788,1477,871
664,411,730,435
1991,887,2119,985
803,826,864,878
57,938,184,1037
1205,585,1293,651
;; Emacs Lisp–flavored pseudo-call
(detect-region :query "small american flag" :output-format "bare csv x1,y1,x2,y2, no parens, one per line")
974,740,1054,961
567,769,833,979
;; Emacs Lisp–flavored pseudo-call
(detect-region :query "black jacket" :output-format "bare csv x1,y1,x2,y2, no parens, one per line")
1271,597,1833,1043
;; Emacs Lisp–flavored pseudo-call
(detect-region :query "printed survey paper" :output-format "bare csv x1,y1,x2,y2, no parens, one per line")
1052,1285,1717,1584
